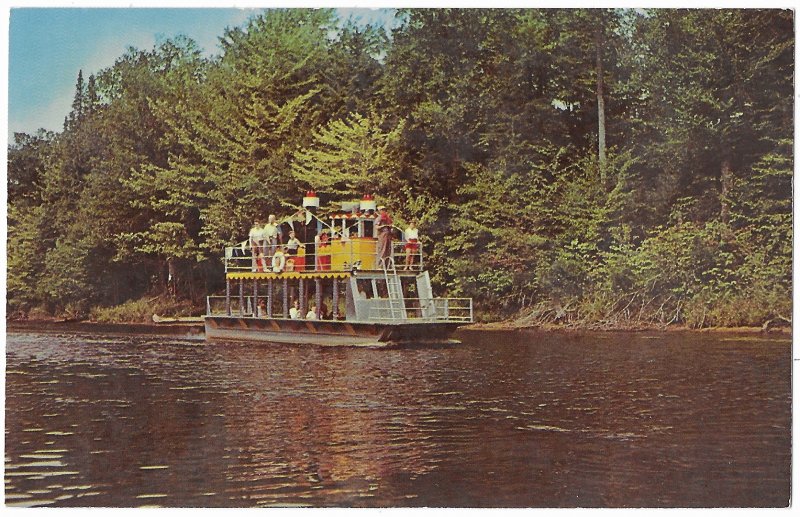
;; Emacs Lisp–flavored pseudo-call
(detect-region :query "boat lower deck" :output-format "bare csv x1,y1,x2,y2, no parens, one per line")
204,315,462,347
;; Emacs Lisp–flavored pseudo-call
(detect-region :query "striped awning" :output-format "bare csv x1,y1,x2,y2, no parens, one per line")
227,271,351,280
328,212,379,219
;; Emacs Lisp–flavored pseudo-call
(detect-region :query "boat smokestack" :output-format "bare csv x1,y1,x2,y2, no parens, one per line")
360,193,376,214
303,190,320,213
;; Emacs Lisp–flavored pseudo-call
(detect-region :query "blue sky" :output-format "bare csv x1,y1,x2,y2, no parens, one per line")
7,7,398,141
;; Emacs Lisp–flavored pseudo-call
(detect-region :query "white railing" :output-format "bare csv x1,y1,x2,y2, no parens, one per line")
222,239,423,273
206,295,340,320
367,298,473,323
206,295,473,323
207,295,260,317
206,295,304,318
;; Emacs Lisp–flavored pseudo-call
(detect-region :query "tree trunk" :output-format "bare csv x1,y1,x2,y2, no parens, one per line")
720,158,733,224
167,257,178,298
595,22,607,172
188,262,196,303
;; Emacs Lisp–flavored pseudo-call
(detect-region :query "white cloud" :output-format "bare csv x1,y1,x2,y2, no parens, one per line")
7,11,255,140
9,84,74,137
83,31,157,76
7,7,388,140
190,9,257,57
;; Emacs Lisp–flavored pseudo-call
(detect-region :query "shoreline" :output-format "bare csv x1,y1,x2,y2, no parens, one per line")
462,321,791,335
6,319,205,338
6,318,790,336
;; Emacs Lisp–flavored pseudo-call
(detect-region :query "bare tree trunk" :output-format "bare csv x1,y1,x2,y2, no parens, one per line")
595,23,607,172
167,258,177,298
720,158,733,224
153,259,166,295
189,262,196,303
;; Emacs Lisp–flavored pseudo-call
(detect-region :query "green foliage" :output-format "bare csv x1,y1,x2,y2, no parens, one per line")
7,204,49,315
441,156,554,307
6,8,793,328
291,112,405,199
39,235,94,316
7,131,52,204
90,295,199,323
156,10,343,252
565,220,790,328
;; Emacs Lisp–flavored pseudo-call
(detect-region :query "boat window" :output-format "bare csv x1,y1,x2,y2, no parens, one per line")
400,276,417,297
356,279,374,299
375,279,388,299
401,276,421,317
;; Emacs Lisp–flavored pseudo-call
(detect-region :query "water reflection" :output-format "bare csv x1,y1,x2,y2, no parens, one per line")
5,329,790,507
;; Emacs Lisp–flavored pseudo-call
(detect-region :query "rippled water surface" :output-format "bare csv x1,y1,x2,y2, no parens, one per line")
5,328,791,507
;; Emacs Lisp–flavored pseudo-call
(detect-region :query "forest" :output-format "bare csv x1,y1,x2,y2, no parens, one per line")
7,8,793,328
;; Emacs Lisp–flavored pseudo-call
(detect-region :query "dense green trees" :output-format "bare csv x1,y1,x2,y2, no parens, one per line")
7,8,793,327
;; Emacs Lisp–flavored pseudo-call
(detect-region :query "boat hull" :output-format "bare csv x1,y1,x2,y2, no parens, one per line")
204,316,461,347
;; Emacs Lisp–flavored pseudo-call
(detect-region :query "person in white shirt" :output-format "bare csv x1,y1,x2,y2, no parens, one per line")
306,305,318,320
404,221,420,270
271,247,286,273
286,230,303,256
263,214,281,261
289,300,300,319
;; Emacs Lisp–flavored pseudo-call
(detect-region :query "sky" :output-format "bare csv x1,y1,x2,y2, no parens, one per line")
6,1,790,143
7,6,399,142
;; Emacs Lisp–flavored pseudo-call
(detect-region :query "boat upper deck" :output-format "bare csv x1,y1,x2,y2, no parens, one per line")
207,193,472,327
224,237,423,278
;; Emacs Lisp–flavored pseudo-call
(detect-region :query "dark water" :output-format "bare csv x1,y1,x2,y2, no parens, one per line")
5,328,791,507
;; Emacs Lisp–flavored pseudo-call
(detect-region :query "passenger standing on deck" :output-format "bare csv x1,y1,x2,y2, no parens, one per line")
286,231,303,255
263,214,281,262
249,220,264,272
315,231,330,270
403,220,420,270
376,205,393,267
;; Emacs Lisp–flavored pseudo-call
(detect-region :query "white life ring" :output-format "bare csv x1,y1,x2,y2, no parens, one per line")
272,253,286,273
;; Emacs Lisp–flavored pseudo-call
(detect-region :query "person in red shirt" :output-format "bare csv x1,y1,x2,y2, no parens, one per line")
376,205,393,267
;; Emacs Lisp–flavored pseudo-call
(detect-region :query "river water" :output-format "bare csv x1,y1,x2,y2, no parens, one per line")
5,328,791,507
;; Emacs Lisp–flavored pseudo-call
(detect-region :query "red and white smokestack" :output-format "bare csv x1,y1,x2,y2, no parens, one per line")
303,190,320,211
360,193,376,214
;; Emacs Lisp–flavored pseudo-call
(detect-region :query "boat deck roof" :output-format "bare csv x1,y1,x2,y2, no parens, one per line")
226,269,421,280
